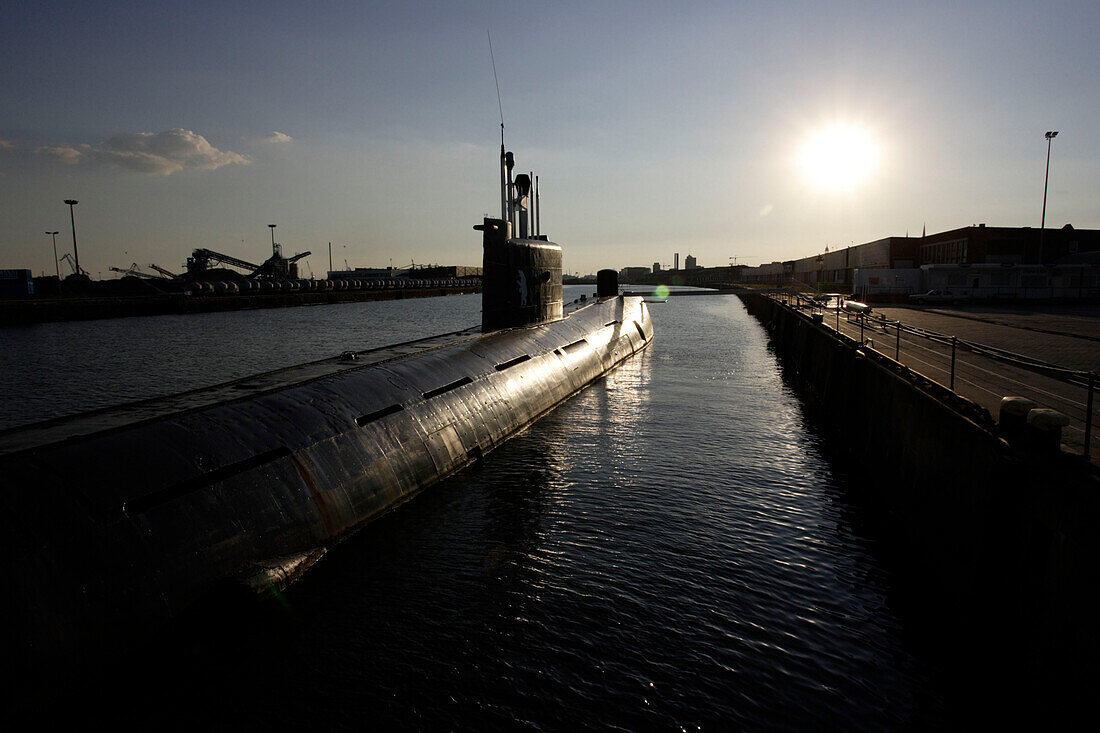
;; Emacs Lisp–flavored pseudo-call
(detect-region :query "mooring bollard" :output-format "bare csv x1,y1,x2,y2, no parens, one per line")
999,396,1039,444
1026,408,1071,454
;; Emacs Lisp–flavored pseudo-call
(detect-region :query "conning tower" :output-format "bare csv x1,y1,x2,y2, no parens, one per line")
477,146,563,332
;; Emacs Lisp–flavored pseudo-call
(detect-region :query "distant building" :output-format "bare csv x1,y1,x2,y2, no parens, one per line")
674,253,679,270
916,262,1098,300
739,223,1100,299
619,267,651,283
667,264,744,288
653,262,661,274
328,267,396,280
0,269,34,296
328,265,482,280
916,224,1094,267
685,254,698,270
412,265,482,278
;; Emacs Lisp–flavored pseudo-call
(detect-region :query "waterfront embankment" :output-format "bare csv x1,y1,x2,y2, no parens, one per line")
828,302,1099,458
740,292,1099,715
0,283,481,325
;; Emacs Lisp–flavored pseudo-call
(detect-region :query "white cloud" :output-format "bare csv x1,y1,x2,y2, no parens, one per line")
37,128,248,175
263,131,293,144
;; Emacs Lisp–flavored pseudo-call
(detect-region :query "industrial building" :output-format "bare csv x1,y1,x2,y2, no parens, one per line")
327,265,482,281
740,225,1100,300
614,224,1098,299
618,266,651,283
0,269,34,296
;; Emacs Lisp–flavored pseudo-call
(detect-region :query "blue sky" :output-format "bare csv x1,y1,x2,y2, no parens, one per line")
2,1,1097,277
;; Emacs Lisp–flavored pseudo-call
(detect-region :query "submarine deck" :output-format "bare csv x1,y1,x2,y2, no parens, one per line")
0,296,605,458
0,326,482,457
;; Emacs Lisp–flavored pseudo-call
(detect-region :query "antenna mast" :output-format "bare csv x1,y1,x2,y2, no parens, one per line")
488,29,508,223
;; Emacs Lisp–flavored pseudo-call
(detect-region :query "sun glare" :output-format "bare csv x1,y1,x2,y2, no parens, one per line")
799,123,878,191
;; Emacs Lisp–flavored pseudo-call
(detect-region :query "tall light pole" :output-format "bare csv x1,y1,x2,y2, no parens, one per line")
45,230,61,295
1039,130,1058,265
64,199,80,275
268,224,277,256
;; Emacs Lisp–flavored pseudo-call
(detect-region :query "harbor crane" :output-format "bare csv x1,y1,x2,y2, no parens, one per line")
59,253,84,275
110,263,149,278
186,245,311,280
108,263,172,280
149,263,180,279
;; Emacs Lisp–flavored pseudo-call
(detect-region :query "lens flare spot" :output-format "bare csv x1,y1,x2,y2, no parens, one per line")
655,284,670,299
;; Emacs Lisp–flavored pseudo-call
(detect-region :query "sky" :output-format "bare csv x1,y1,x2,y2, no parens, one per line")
1,1,1097,278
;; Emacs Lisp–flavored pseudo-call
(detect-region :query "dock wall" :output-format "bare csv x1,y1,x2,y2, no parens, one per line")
739,293,1099,702
0,284,482,326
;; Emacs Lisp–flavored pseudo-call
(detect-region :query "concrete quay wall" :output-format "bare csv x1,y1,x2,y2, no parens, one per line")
740,292,1099,699
0,285,482,326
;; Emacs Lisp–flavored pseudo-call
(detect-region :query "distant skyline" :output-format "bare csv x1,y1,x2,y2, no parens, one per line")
2,1,1097,278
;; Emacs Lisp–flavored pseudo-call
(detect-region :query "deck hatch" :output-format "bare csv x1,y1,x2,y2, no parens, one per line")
422,376,473,400
561,339,589,355
124,446,292,515
494,354,531,371
355,403,404,427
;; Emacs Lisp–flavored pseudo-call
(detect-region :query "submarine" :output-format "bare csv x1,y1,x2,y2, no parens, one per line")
0,144,653,660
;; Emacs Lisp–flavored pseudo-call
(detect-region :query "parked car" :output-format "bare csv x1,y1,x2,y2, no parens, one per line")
909,289,968,305
842,299,872,314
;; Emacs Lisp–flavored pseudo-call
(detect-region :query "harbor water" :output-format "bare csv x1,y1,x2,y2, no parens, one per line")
3,288,953,728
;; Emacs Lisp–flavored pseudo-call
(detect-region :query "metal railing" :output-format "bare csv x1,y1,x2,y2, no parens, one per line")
775,291,1097,460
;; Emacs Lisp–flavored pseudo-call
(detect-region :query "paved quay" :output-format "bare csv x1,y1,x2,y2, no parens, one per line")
871,304,1100,371
823,302,1100,462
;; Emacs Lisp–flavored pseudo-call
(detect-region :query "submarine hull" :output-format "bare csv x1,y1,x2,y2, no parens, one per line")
1,296,652,657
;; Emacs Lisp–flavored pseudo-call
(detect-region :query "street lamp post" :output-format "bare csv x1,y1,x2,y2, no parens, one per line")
64,199,80,275
1039,131,1058,265
45,230,61,295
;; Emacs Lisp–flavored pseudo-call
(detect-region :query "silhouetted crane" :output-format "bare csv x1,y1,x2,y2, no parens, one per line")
149,263,179,279
186,246,311,280
59,253,82,275
110,262,178,280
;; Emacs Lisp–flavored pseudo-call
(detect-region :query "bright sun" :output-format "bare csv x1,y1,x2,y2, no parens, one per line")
799,123,879,191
